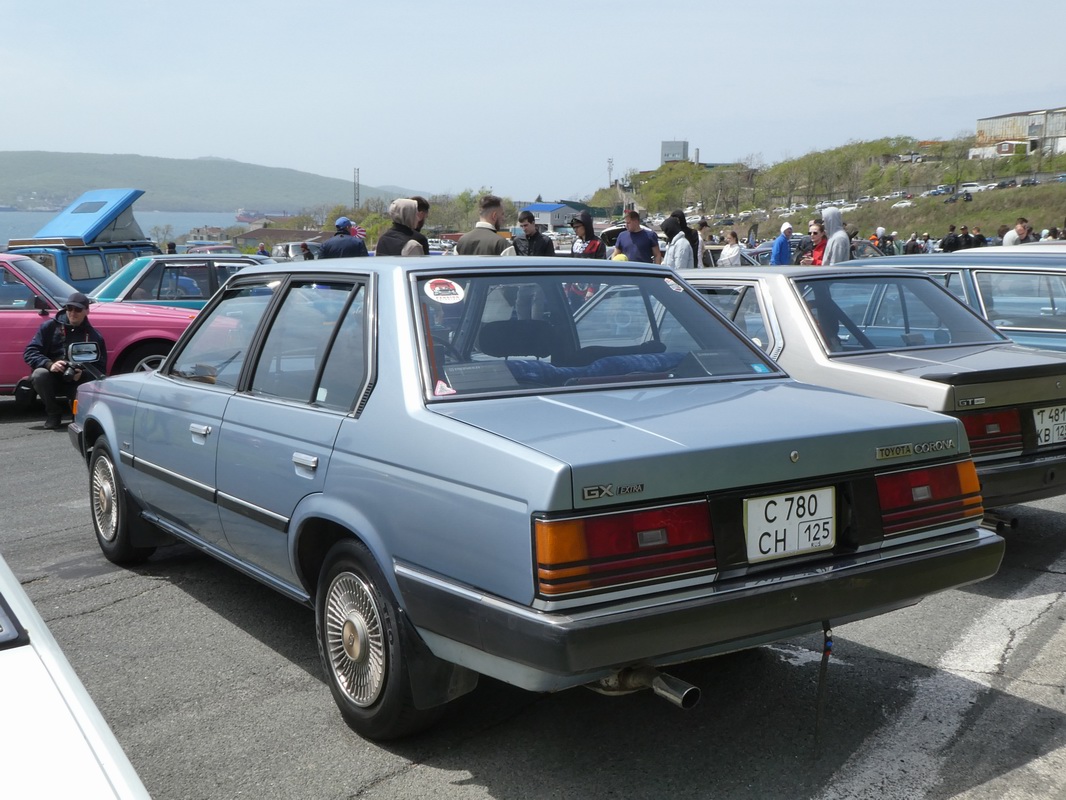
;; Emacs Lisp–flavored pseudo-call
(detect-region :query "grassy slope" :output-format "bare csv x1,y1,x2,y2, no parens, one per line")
785,183,1066,240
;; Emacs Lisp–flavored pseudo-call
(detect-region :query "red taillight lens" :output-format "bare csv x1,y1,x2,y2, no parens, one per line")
876,460,983,537
958,409,1022,455
534,501,716,596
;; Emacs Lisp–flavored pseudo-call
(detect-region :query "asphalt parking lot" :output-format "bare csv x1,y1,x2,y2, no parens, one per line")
2,398,1065,800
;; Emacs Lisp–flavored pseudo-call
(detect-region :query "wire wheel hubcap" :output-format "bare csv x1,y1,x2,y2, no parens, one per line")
91,457,118,542
325,572,385,707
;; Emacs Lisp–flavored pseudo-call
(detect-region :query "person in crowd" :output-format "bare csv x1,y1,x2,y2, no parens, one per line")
514,210,556,256
922,232,935,253
876,227,894,256
793,218,818,264
660,216,694,270
822,207,851,265
23,292,106,430
318,217,370,259
940,225,959,253
957,225,974,249
800,221,828,265
891,232,904,255
1003,217,1033,246
670,210,701,268
903,232,923,254
457,195,515,256
771,222,793,265
299,243,315,260
990,225,1009,246
569,210,606,258
971,226,987,247
166,242,177,254
718,230,743,266
375,199,426,256
256,242,270,256
613,210,662,263
410,196,431,255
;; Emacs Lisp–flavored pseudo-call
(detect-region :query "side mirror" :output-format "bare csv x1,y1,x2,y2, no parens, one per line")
68,342,100,363
33,295,51,313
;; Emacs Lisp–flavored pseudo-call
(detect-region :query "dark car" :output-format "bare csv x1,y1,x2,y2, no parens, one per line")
1020,177,1040,187
997,178,1018,189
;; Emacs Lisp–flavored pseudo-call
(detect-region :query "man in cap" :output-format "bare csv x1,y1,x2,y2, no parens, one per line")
771,222,793,265
922,232,934,253
23,292,106,429
318,216,369,259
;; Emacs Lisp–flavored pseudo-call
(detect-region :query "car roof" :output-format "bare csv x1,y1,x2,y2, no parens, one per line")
676,265,941,281
885,251,1066,268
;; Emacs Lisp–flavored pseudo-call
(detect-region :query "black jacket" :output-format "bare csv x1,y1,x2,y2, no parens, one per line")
514,230,555,257
24,310,107,375
376,222,422,256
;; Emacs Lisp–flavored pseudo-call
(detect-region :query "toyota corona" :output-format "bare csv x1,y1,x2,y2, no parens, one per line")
69,256,1004,739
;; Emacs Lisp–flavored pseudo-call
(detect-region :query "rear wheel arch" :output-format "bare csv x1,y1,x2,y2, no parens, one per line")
295,517,367,601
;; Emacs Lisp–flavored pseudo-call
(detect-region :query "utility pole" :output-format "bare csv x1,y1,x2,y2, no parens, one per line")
353,168,360,210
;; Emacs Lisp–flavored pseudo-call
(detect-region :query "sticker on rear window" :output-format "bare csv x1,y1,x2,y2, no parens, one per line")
664,278,684,292
425,279,465,304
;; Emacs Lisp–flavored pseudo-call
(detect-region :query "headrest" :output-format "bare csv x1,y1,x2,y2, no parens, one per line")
479,320,554,358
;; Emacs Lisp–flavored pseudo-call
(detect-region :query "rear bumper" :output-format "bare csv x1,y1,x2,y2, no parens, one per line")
396,528,1004,692
977,451,1066,507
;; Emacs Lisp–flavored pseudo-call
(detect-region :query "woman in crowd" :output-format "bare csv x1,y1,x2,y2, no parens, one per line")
718,230,743,266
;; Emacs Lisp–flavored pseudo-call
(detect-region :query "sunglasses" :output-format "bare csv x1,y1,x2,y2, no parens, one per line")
65,305,86,312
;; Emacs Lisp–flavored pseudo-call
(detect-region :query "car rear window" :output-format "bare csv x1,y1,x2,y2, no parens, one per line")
416,270,780,398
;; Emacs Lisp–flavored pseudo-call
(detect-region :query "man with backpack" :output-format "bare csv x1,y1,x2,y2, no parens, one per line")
940,225,960,253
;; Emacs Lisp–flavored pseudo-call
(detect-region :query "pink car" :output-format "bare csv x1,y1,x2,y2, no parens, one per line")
1,253,198,403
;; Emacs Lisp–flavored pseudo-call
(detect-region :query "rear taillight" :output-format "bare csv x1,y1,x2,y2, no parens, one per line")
957,409,1022,455
876,460,983,537
534,501,716,596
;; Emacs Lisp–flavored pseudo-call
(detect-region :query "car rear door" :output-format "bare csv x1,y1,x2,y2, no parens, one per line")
215,277,369,587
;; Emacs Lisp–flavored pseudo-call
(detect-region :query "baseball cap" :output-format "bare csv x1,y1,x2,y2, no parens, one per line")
780,222,793,234
66,292,90,310
335,216,352,229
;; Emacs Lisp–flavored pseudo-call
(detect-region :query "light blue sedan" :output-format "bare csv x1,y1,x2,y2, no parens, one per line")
69,257,1003,739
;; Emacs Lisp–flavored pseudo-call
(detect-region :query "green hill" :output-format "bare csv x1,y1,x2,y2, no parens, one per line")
0,151,413,212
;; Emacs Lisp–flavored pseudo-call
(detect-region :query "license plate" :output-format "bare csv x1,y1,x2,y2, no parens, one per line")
1034,405,1066,446
744,487,835,563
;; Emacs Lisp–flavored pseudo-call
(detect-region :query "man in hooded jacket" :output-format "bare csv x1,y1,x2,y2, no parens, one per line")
822,207,851,265
569,210,606,258
375,199,426,256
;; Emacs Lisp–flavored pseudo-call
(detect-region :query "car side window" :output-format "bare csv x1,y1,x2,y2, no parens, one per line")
316,285,368,411
250,281,358,405
979,271,1066,330
169,282,276,388
0,267,34,309
68,253,107,282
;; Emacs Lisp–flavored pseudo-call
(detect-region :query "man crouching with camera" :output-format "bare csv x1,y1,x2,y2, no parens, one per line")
23,292,107,430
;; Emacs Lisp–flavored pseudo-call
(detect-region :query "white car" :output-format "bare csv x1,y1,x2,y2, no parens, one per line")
0,554,149,798
891,200,915,209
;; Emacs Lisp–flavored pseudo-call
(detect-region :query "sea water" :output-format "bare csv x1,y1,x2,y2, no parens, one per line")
0,211,248,246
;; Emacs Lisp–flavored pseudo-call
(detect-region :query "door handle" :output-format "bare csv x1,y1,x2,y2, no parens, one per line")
292,452,319,470
189,423,212,436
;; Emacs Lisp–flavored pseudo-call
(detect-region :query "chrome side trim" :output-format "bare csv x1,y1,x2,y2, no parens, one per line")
217,491,289,532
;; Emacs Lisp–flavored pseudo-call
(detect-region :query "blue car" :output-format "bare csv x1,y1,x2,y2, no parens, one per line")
69,256,1002,740
88,253,274,309
885,249,1066,351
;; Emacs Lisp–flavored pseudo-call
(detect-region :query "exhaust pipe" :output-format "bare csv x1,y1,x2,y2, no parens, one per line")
983,510,1018,534
591,666,701,709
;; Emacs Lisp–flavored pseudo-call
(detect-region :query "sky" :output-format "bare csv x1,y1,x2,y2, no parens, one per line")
3,0,1062,204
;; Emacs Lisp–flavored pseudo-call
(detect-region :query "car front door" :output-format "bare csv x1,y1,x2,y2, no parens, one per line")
130,281,277,548
0,266,55,391
215,278,368,588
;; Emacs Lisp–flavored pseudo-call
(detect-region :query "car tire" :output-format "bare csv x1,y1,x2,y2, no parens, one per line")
89,442,156,564
114,342,171,374
315,540,441,740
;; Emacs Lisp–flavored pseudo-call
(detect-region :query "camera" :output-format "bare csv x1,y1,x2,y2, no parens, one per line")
62,363,76,379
